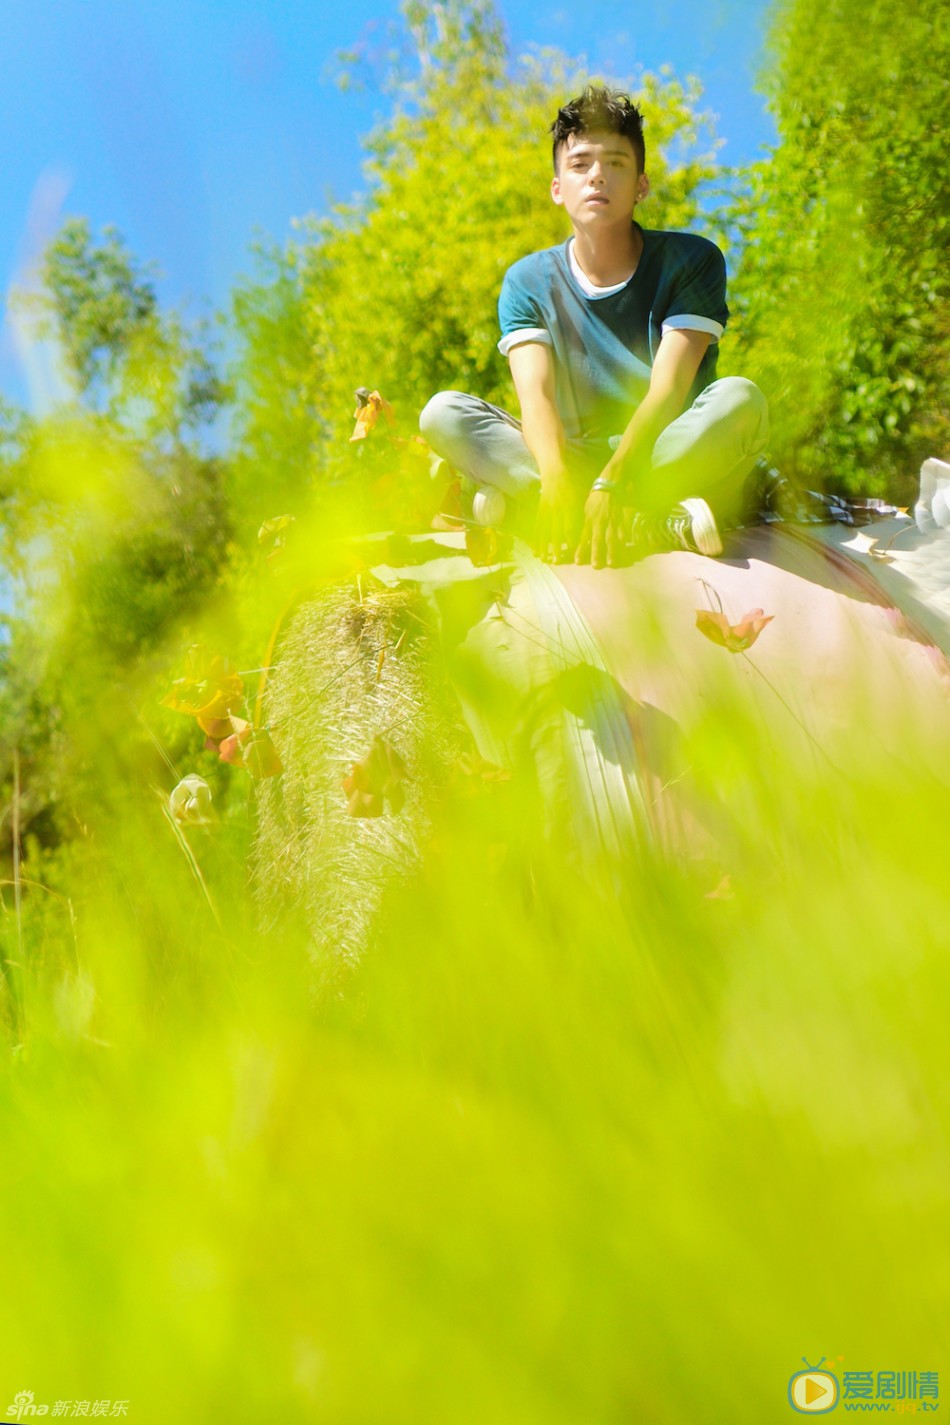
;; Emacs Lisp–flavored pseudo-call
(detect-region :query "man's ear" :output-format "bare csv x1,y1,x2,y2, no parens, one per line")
636,173,651,204
551,173,563,207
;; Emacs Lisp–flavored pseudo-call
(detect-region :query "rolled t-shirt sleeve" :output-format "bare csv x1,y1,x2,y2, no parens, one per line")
660,239,729,343
497,263,552,355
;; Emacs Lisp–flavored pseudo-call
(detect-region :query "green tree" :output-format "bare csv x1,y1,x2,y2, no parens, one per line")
30,217,224,448
1,227,232,875
227,242,323,526
39,217,156,398
5,222,230,651
725,0,948,498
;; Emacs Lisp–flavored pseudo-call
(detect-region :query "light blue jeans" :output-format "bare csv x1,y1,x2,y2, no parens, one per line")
420,376,769,525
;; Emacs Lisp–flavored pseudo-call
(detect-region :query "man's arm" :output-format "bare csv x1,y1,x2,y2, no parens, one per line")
575,327,713,568
603,327,712,498
508,341,582,560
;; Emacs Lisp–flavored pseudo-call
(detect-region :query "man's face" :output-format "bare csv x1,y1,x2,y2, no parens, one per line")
551,130,649,229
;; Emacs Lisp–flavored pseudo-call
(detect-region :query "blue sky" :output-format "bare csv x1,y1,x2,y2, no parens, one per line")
0,0,777,407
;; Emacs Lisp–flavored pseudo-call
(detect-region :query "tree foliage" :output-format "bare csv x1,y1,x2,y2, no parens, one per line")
1,225,232,870
227,243,323,525
40,218,157,397
31,217,224,446
725,0,948,497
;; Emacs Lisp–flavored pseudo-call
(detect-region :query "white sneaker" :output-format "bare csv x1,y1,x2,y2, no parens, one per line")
677,497,724,556
632,497,724,557
914,457,950,532
472,486,507,527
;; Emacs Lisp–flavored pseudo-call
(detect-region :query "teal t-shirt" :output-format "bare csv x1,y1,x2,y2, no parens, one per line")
497,225,728,440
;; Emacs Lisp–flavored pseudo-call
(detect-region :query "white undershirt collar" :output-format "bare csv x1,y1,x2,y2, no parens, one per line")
567,239,631,299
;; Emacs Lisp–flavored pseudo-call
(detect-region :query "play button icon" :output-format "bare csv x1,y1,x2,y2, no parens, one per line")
788,1367,839,1412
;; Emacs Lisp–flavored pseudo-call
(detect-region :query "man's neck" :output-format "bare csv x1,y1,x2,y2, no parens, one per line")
570,222,643,288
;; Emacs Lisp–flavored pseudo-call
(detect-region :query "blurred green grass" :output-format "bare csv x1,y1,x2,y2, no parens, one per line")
2,590,949,1423
3,430,949,1424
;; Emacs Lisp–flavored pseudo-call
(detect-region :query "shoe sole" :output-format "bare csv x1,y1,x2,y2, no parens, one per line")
680,497,723,557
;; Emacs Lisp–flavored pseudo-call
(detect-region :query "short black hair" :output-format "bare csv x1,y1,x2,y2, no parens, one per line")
550,84,645,173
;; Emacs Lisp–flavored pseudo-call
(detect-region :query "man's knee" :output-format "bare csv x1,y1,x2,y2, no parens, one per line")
419,390,469,449
712,376,769,444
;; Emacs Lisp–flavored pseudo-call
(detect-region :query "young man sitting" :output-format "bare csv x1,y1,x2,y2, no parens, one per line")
420,84,769,567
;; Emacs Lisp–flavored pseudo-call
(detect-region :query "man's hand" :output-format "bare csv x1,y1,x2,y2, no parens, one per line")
574,488,625,568
535,467,584,562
